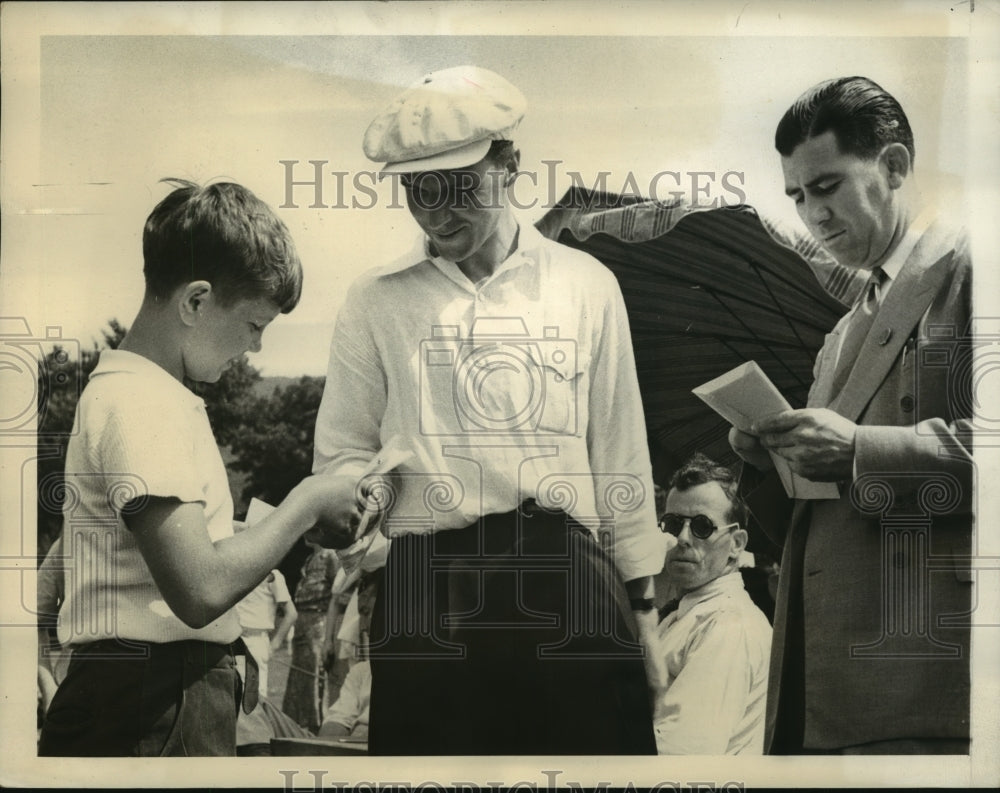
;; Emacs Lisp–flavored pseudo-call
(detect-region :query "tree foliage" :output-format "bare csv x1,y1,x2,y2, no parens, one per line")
187,356,263,449
226,375,325,509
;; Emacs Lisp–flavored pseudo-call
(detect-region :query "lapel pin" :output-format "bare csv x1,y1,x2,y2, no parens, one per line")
878,328,893,345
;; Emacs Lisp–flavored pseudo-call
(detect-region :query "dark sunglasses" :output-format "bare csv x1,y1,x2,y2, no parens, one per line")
661,513,739,540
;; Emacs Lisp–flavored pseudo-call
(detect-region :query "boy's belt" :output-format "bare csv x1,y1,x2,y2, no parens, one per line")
232,637,260,713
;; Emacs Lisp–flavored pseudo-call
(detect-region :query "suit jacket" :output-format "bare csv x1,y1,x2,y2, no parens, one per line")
746,219,974,752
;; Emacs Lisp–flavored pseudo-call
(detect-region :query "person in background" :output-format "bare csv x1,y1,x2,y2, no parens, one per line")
282,538,340,733
317,564,381,743
323,554,386,709
235,568,296,697
317,660,372,741
321,565,355,710
36,536,69,726
648,454,772,755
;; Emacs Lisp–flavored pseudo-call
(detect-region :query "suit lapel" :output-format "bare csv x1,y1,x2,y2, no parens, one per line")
809,316,850,409
827,222,957,421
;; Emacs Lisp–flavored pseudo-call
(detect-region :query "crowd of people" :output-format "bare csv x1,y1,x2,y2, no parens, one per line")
36,66,972,757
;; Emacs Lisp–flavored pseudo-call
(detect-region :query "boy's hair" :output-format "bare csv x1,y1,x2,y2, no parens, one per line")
668,452,748,529
774,76,915,164
142,179,303,311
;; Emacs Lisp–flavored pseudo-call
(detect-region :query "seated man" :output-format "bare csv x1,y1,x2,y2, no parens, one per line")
650,454,772,754
317,660,371,741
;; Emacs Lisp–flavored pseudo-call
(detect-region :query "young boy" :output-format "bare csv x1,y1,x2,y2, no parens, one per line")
38,179,359,757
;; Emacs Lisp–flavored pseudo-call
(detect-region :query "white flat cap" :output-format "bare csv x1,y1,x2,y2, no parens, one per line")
363,65,526,175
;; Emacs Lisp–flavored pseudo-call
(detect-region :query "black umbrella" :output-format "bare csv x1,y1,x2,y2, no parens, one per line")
536,187,867,481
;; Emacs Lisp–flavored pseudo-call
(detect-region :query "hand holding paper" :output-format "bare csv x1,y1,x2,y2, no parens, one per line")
693,362,839,500
249,439,413,566
352,437,415,541
296,474,365,548
245,494,354,550
728,426,774,472
332,435,414,574
754,408,858,483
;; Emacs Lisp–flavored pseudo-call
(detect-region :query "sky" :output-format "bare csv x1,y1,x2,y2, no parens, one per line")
2,6,979,377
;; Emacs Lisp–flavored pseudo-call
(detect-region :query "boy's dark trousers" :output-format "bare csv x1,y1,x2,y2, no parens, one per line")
367,503,657,755
39,638,252,756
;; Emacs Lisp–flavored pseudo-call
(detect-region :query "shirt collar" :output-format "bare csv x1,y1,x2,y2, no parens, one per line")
89,349,204,408
674,570,745,620
376,220,546,286
877,207,934,287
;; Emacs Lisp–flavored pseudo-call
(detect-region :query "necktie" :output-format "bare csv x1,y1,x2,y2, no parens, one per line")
829,267,886,396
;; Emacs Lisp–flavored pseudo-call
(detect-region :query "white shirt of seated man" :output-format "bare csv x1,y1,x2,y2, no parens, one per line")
651,477,772,755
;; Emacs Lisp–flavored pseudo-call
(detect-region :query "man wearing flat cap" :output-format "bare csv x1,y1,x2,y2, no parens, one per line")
313,66,662,755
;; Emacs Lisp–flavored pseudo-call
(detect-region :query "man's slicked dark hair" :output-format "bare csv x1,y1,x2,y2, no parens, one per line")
775,76,915,163
142,178,303,311
668,452,749,529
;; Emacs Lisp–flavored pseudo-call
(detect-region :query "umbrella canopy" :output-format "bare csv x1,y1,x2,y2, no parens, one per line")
536,187,867,481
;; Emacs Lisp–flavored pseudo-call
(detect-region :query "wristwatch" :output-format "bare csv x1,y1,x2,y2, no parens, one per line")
629,597,655,612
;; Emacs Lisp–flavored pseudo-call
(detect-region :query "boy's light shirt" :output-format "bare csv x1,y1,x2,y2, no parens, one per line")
58,349,240,645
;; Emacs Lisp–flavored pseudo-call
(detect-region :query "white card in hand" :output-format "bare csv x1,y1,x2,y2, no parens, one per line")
693,361,839,500
246,497,277,526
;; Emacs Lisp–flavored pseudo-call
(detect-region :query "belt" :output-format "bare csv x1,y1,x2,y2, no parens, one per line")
232,636,260,714
402,501,596,560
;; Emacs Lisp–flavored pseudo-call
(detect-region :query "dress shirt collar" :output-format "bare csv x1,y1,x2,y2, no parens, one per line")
673,570,746,621
874,207,934,297
90,349,204,408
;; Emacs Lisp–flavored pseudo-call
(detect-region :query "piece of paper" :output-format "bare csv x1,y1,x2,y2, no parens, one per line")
352,434,415,541
245,497,277,526
693,361,839,500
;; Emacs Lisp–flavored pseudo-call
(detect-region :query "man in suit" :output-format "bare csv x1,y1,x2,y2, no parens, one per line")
729,76,973,754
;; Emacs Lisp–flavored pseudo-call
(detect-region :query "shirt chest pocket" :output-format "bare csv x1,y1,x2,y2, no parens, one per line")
525,341,589,435
448,338,587,435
